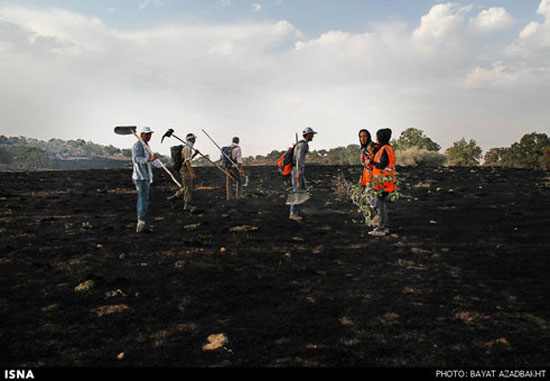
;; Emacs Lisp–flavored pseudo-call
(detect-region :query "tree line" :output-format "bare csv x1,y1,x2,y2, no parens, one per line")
240,128,550,171
2,129,549,171
0,135,131,171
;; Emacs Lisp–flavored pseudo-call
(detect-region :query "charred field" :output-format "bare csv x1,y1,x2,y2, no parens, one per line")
0,165,549,368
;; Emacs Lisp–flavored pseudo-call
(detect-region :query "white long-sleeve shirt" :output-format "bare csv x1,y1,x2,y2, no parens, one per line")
132,140,162,183
230,142,243,165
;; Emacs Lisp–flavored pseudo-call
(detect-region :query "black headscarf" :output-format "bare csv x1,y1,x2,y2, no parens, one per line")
358,129,372,150
376,128,392,146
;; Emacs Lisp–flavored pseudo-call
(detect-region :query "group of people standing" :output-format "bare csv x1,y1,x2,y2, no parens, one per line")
130,125,397,236
358,128,397,236
131,126,245,232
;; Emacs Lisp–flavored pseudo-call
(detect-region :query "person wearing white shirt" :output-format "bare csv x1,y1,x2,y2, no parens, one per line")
131,126,163,232
225,137,245,200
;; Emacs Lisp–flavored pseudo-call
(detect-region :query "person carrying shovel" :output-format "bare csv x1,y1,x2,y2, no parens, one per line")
132,126,163,233
289,127,317,222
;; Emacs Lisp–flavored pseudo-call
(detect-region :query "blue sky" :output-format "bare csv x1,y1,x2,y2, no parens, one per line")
1,0,549,158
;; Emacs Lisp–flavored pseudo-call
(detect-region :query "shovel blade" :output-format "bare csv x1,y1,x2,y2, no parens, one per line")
114,126,137,135
285,191,310,205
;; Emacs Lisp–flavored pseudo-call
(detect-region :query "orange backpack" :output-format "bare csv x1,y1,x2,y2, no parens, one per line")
276,146,295,175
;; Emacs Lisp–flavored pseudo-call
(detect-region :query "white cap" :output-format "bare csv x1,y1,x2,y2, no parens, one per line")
139,126,154,134
302,127,318,136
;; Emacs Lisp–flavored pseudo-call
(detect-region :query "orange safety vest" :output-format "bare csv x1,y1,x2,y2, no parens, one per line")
372,144,396,192
360,150,373,186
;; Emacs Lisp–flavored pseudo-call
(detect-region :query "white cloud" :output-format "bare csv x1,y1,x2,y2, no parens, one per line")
413,3,472,47
0,1,549,156
506,0,550,61
469,7,514,33
538,0,550,18
461,63,518,89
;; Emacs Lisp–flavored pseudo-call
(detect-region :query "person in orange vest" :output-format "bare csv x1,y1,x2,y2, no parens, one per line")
358,129,378,189
367,128,396,236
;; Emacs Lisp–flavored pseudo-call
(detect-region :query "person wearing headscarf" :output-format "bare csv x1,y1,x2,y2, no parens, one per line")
358,129,377,187
368,128,396,236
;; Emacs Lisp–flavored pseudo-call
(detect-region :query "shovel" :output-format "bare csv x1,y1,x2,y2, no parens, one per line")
201,129,249,187
114,126,182,188
285,133,310,206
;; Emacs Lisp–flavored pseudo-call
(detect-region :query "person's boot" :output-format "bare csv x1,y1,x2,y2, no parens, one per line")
136,220,146,233
289,213,303,222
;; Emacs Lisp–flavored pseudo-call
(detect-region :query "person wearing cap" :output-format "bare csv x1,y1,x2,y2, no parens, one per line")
132,126,162,233
225,136,245,200
289,127,317,221
167,133,200,211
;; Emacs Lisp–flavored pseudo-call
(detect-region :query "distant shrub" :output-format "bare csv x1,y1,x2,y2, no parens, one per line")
542,146,550,171
483,148,507,167
17,147,50,170
0,147,14,164
392,127,441,152
395,146,446,167
445,138,482,166
484,132,550,170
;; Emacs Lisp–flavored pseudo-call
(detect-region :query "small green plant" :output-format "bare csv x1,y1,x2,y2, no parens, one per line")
349,184,376,226
350,172,402,226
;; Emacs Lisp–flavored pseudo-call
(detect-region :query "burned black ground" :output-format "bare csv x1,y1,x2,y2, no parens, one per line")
1,165,549,368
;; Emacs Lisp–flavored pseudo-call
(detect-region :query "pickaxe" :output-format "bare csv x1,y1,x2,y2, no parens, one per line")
161,129,236,179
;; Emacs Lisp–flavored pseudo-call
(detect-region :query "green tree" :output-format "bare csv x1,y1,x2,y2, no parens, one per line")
542,146,550,171
509,132,550,170
483,132,550,169
483,147,507,167
396,146,446,167
18,147,50,170
393,127,441,152
445,138,482,166
0,147,14,165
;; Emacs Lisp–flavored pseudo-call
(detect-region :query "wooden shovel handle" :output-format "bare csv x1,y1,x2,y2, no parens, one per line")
132,130,182,188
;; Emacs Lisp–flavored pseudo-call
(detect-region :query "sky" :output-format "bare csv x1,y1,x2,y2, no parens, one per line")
1,0,549,159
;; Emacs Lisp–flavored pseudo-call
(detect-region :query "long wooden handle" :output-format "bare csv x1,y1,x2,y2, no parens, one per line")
202,129,244,176
295,133,300,181
132,130,182,188
173,133,236,180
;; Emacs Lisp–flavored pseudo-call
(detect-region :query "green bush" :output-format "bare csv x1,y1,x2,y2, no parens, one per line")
445,138,482,166
395,146,446,167
392,127,441,152
484,132,550,170
542,146,550,171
